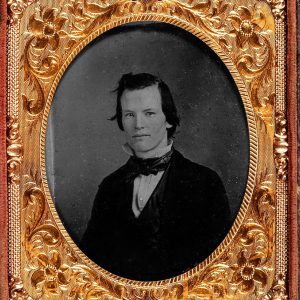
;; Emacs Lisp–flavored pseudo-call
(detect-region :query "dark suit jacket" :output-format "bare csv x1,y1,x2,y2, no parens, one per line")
80,150,231,281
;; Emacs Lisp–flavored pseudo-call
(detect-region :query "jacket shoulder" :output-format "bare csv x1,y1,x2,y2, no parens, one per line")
172,150,221,183
171,150,230,219
99,163,129,188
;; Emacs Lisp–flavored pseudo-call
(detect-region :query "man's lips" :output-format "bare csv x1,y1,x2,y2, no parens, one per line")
132,134,150,138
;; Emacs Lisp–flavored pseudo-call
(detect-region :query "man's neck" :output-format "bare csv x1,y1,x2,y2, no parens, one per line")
123,140,173,159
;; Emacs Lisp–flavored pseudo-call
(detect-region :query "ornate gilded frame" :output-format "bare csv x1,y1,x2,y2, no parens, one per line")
6,0,289,298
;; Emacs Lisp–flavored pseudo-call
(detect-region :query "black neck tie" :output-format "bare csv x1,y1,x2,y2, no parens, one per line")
125,148,173,182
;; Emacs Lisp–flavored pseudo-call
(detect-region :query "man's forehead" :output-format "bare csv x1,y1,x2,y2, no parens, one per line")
121,85,162,108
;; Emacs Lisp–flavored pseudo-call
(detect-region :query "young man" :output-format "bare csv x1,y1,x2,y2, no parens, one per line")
80,73,231,281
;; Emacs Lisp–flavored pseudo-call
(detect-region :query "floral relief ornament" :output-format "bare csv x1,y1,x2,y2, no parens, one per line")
228,5,268,50
30,250,70,296
7,0,285,24
28,8,68,50
231,250,268,294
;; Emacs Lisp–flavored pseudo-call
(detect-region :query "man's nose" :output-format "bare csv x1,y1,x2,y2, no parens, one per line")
135,114,144,129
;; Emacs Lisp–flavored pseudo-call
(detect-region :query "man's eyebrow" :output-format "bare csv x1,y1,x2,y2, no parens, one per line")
143,108,156,111
122,108,157,112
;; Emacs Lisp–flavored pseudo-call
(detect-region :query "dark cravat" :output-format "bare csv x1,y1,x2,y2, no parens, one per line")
125,148,173,182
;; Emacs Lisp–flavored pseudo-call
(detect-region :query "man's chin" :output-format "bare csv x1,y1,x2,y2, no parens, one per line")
129,143,152,155
131,146,149,153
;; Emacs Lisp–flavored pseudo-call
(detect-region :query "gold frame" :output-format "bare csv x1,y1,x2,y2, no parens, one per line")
7,0,288,298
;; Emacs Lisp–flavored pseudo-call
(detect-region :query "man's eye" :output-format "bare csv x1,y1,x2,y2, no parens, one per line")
146,112,155,116
124,113,134,118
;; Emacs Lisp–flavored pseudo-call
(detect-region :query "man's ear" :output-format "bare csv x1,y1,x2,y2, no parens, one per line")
166,122,172,129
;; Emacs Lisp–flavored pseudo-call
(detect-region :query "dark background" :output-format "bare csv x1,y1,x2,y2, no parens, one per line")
46,22,249,244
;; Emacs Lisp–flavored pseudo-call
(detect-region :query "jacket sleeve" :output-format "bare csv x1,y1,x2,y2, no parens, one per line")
79,181,109,259
170,166,232,273
199,169,232,255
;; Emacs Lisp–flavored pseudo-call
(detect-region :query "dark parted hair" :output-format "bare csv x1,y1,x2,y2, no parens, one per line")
110,73,180,138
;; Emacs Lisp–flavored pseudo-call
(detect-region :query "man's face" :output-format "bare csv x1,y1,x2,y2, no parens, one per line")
121,84,172,158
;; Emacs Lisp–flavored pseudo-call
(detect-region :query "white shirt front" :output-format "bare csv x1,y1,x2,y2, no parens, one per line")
122,142,173,218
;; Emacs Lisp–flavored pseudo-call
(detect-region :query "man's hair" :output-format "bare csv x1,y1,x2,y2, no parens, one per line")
110,73,180,138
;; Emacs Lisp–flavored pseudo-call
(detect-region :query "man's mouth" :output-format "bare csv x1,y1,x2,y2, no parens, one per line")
132,134,150,138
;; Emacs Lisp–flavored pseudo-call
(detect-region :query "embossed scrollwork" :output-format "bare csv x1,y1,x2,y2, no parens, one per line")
22,7,68,118
9,275,32,300
8,0,38,24
23,186,45,234
186,187,274,300
188,264,230,299
229,220,271,297
253,177,275,230
7,117,23,185
64,0,231,46
123,283,187,300
67,266,121,299
15,0,279,298
188,225,271,299
23,185,61,248
23,185,63,297
266,0,285,21
227,4,275,123
274,112,288,181
262,273,287,300
22,183,119,299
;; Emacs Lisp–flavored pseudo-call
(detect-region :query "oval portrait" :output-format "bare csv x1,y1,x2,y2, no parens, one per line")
45,22,250,281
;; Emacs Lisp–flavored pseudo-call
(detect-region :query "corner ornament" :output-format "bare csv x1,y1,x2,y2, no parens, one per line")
262,274,287,300
7,0,39,24
9,275,32,300
274,112,288,181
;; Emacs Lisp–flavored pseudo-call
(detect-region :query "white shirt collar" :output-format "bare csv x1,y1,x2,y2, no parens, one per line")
122,140,173,159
